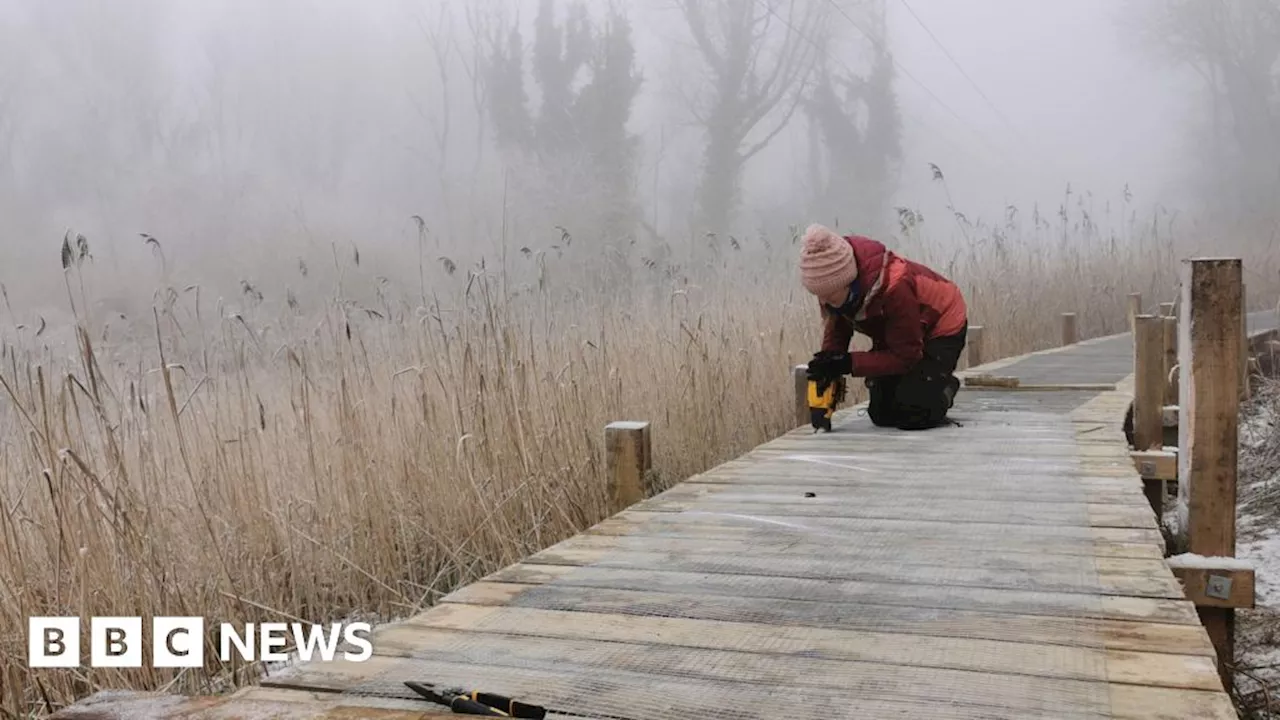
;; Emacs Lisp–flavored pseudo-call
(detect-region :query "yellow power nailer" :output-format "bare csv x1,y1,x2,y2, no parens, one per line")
807,376,846,432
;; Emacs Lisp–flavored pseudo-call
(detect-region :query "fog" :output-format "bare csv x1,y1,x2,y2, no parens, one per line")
7,4,1280,713
0,0,1269,313
886,0,1192,212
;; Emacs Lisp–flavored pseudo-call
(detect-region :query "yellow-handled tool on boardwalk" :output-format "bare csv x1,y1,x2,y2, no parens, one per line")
807,376,846,432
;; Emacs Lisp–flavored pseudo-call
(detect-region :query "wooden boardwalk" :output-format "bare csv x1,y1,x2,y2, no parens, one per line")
52,310,1280,720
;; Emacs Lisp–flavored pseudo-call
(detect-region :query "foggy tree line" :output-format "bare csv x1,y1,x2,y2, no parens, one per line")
432,0,905,266
0,0,904,305
1131,0,1280,232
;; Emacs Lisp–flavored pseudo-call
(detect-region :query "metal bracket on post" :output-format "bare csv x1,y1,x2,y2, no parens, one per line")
1206,574,1234,602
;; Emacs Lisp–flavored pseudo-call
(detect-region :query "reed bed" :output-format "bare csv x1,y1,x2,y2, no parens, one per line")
2,194,1276,717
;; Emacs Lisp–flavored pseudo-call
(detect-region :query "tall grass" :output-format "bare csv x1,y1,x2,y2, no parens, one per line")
1,191,1277,717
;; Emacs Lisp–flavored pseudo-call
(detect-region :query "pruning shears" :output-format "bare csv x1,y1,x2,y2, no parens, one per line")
404,681,548,719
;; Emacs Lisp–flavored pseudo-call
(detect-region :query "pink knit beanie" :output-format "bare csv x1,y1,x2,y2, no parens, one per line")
798,224,857,305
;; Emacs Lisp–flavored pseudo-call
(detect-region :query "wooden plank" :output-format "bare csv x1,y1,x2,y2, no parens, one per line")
47,688,473,720
964,373,1020,387
1109,686,1237,720
439,581,1213,656
683,467,1149,490
614,509,1166,545
257,648,1209,720
586,516,1168,560
235,654,1238,720
740,442,1119,456
544,532,1167,578
344,620,1227,719
395,603,1223,692
699,468,1142,487
1131,450,1176,480
962,382,1118,392
682,470,1151,496
657,481,1152,509
659,478,1147,502
517,546,1185,598
633,498,1160,531
481,564,1201,626
1169,565,1256,609
703,458,1136,478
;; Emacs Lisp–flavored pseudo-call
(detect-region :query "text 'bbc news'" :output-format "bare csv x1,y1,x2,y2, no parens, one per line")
29,617,373,668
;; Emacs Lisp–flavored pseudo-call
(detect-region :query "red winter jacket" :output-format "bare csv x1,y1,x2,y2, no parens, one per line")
819,235,967,377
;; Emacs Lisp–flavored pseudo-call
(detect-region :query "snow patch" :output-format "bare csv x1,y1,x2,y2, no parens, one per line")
1166,553,1255,571
1228,380,1280,711
1240,534,1280,608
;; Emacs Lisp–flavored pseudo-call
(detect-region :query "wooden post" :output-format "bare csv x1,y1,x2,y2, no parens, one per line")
1177,257,1243,691
605,421,650,513
1159,301,1176,317
1127,292,1142,333
967,325,984,368
1161,315,1179,449
1241,282,1250,402
1061,312,1077,346
1133,315,1164,517
793,365,809,427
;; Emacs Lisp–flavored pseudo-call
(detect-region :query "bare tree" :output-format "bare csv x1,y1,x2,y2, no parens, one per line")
415,1,459,231
804,0,901,235
1129,0,1280,225
677,0,827,237
459,1,502,187
479,0,643,251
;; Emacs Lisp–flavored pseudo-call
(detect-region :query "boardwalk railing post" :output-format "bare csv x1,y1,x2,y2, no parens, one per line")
1241,282,1250,402
1061,312,1077,346
793,365,809,427
1159,301,1176,318
967,325,984,367
1127,292,1142,333
605,421,650,513
1161,314,1179,447
1172,257,1253,692
1133,315,1165,517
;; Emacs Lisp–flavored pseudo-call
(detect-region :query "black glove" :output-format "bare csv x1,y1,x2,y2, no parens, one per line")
806,351,853,380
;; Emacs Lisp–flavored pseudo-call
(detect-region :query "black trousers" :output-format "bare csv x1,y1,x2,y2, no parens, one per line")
866,325,967,430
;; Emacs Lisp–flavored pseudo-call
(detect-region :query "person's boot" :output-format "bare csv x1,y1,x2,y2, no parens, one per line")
942,376,960,410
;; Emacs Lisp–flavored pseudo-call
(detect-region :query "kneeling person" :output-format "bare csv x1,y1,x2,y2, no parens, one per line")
798,224,967,430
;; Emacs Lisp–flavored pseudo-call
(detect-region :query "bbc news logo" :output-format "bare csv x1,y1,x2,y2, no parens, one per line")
29,617,373,668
